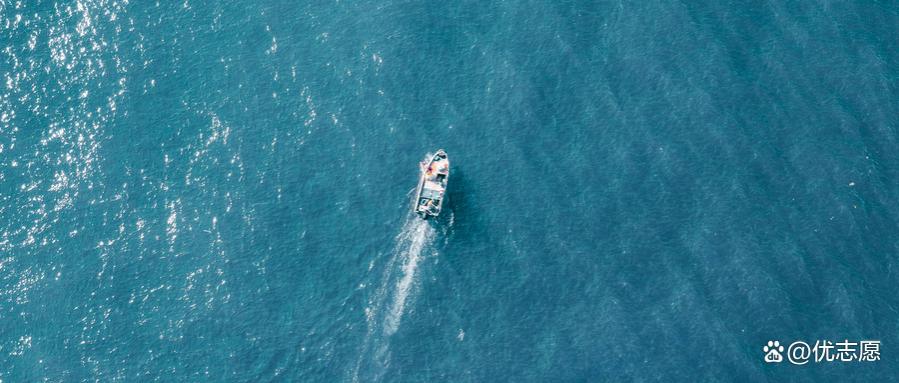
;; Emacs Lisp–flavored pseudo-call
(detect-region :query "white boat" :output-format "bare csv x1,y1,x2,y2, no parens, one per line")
413,150,449,219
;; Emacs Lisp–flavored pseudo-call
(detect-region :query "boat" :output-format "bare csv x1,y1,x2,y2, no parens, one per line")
413,150,449,219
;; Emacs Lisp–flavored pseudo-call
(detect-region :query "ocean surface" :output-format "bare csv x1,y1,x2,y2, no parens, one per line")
1,1,898,381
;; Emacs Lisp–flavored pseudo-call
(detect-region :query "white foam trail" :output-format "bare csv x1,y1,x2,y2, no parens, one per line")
352,214,436,382
384,217,433,334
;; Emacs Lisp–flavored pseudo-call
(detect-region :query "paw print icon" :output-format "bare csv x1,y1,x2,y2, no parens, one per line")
764,341,784,363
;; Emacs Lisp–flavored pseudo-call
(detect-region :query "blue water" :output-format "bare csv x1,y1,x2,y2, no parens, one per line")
2,1,898,381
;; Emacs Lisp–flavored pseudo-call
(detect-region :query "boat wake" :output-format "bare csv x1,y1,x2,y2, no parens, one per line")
351,214,436,382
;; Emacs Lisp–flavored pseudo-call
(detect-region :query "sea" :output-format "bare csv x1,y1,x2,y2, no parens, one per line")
1,1,897,381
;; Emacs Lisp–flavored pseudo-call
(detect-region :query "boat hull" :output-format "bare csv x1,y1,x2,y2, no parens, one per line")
413,150,449,219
